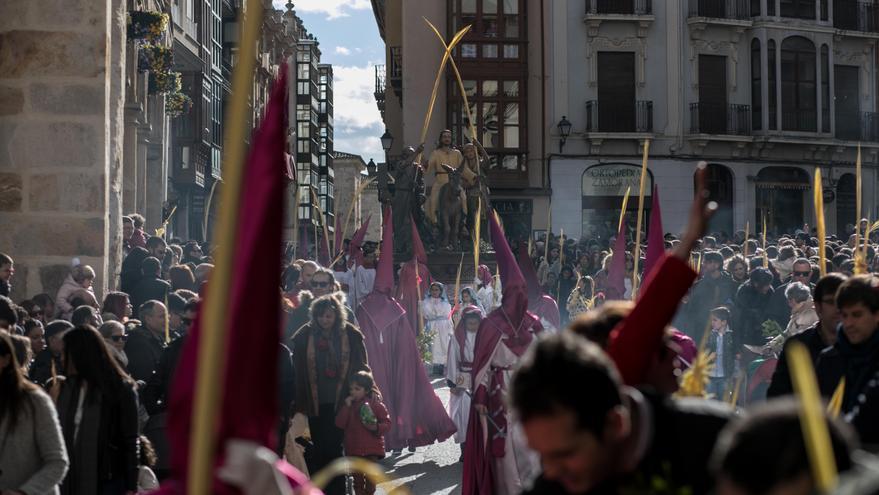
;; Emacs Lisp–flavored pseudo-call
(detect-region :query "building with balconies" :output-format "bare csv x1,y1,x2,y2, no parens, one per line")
550,0,879,242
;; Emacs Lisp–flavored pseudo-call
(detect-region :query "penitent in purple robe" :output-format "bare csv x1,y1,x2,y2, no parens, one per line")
356,208,456,451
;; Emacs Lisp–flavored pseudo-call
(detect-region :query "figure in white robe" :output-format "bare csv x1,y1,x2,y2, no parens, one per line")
333,262,375,312
421,282,454,367
446,306,482,444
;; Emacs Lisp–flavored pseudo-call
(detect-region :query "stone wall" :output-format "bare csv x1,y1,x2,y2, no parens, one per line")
0,0,124,302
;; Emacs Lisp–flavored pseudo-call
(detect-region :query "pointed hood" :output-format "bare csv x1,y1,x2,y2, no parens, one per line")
607,217,627,300
348,214,372,266
643,184,664,279
489,210,528,317
411,215,428,264
373,207,395,294
518,242,542,302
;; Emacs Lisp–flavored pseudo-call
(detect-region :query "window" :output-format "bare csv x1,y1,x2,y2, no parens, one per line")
821,45,829,132
751,39,762,131
450,0,524,61
781,36,817,131
781,0,815,19
768,40,777,130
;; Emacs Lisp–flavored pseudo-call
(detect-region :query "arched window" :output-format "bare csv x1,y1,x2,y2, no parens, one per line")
751,39,762,131
769,40,777,130
781,36,816,132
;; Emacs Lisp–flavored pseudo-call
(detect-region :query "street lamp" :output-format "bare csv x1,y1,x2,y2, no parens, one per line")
557,116,572,153
380,129,394,153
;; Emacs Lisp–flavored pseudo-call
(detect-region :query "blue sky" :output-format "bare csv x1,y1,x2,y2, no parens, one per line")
273,0,385,161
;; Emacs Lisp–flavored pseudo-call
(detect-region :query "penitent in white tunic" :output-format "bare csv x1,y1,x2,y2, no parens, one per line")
422,297,454,365
445,330,476,443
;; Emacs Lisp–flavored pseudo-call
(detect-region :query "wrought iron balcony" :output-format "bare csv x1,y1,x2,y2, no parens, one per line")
782,110,818,133
374,64,386,116
836,112,879,141
688,0,750,19
689,103,752,135
389,46,402,99
586,0,652,15
834,0,879,32
585,100,653,133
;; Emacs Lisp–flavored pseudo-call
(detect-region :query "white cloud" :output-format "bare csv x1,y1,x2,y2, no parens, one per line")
331,64,384,159
272,0,371,19
335,46,351,55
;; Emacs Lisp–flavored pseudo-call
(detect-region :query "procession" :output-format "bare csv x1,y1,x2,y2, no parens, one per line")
5,0,879,494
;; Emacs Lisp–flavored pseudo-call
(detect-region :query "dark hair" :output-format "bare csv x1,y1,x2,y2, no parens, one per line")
44,320,74,340
23,318,43,337
129,213,145,229
146,236,166,250
32,293,53,311
102,291,130,320
169,265,196,292
309,294,347,333
836,274,879,311
140,434,157,467
141,257,161,277
0,295,18,327
175,289,198,301
10,333,32,369
710,307,731,322
512,333,622,438
0,332,38,429
62,326,134,400
711,398,855,495
0,253,12,266
71,305,99,327
282,264,301,292
814,273,847,304
183,298,201,314
351,370,376,397
166,292,186,314
567,301,633,349
704,251,724,266
139,300,164,319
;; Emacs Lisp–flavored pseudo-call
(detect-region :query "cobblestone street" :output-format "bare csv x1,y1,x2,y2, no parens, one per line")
377,379,462,495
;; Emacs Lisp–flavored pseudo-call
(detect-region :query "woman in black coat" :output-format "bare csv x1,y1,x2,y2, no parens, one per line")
57,326,139,495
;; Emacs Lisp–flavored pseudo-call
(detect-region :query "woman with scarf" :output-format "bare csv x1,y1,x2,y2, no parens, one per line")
290,294,369,495
56,326,139,495
474,264,498,313
422,282,454,376
446,305,483,462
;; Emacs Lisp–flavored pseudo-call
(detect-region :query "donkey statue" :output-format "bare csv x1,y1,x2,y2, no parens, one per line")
437,164,464,250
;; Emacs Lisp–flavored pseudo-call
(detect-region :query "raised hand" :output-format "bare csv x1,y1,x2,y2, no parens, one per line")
673,161,717,260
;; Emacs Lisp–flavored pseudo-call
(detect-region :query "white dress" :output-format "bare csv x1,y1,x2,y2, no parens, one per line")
332,264,376,312
445,330,476,443
474,282,499,313
473,334,541,495
421,297,454,365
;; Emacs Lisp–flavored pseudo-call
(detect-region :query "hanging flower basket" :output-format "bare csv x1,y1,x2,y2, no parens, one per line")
149,71,182,95
166,91,193,117
128,11,169,41
138,44,173,73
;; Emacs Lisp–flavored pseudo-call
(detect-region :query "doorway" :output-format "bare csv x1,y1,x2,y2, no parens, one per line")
755,167,809,235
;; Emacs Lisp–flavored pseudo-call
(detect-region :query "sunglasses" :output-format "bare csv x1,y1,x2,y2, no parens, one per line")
110,334,128,342
793,271,811,277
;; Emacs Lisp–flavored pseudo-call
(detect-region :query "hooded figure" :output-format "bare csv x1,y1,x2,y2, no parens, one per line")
355,209,456,453
474,264,499,312
518,243,561,332
395,217,433,335
421,281,454,373
463,212,543,495
446,305,483,448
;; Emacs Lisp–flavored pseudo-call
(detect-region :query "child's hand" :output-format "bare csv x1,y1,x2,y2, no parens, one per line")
345,396,353,407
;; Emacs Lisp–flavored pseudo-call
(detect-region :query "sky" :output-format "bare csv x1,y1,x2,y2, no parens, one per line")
273,0,386,162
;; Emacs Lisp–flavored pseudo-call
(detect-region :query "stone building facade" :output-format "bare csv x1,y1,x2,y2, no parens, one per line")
548,0,879,241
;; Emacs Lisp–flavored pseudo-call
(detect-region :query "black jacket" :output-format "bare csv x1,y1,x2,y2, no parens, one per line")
129,276,171,318
142,334,186,414
766,323,832,399
732,282,774,347
29,348,62,387
523,388,732,495
124,326,166,382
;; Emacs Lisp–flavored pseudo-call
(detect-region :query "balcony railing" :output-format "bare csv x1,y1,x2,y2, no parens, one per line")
374,64,386,115
836,112,879,141
688,0,750,19
388,46,402,98
586,100,653,133
690,103,751,135
782,110,818,133
834,0,879,32
586,0,652,15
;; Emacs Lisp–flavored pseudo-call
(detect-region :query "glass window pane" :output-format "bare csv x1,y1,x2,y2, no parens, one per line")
503,0,518,13
502,155,519,171
483,0,498,14
483,127,499,148
503,126,519,148
463,0,476,13
483,80,499,97
503,44,519,58
504,16,519,37
483,17,499,37
483,44,498,58
504,103,519,125
461,44,477,58
503,81,519,97
463,80,477,98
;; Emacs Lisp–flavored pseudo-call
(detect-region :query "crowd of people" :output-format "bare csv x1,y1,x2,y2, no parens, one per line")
4,162,879,495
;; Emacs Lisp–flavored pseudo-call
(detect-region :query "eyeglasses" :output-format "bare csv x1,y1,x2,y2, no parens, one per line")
110,334,128,342
793,271,811,277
